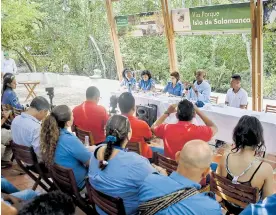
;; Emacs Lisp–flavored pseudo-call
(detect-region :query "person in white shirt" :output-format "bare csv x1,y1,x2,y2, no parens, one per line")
3,52,17,75
225,74,248,109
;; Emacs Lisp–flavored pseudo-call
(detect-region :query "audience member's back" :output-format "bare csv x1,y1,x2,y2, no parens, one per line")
217,116,273,214
118,92,153,158
89,115,156,215
151,100,217,160
11,96,50,160
18,191,75,215
41,105,91,189
73,86,108,145
138,140,222,215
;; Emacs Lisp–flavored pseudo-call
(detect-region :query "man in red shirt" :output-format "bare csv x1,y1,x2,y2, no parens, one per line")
73,86,109,145
151,99,217,160
118,92,153,158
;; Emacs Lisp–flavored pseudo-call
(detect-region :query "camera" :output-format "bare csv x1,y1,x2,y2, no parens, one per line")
45,87,55,110
109,95,118,115
45,87,54,97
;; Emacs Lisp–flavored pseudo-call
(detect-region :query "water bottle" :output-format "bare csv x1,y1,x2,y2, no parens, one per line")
84,136,89,147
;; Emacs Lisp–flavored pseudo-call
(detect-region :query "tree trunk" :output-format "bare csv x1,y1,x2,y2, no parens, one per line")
89,35,107,78
23,47,37,73
182,0,185,7
15,50,34,73
211,36,217,65
242,33,252,72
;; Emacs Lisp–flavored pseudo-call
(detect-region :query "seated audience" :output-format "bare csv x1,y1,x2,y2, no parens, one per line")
118,92,153,158
11,96,50,161
41,105,92,190
139,140,222,215
185,69,211,103
2,74,24,110
240,193,276,215
217,115,273,214
120,68,136,91
73,86,109,145
89,114,156,215
138,70,155,91
1,110,12,168
163,71,183,96
151,99,217,160
1,177,37,201
225,74,248,109
18,191,76,215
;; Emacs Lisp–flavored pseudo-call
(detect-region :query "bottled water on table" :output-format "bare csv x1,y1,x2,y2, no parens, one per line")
84,136,89,147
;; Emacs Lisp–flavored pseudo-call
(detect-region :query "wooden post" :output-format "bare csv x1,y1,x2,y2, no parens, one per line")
250,0,258,111
256,0,263,111
161,0,178,73
105,0,123,80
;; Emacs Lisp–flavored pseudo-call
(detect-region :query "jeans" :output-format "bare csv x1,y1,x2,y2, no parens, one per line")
11,190,37,201
1,177,19,193
1,177,38,201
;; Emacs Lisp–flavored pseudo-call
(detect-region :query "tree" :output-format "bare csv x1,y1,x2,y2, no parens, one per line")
1,0,276,99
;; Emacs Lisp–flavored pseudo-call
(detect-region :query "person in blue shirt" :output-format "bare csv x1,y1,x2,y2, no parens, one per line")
2,74,24,110
185,69,211,103
120,68,136,92
138,70,155,91
163,71,183,96
239,194,276,215
138,140,222,215
40,105,92,190
11,96,50,161
89,114,156,215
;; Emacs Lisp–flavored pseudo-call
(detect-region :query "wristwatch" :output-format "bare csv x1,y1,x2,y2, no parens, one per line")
164,111,170,116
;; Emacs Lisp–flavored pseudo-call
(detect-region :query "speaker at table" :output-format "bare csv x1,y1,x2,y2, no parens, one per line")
136,104,157,126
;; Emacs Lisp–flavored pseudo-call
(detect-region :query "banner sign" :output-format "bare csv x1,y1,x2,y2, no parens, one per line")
115,12,164,37
172,3,251,33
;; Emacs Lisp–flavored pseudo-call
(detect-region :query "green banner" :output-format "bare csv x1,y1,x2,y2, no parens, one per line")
116,16,129,27
172,3,251,33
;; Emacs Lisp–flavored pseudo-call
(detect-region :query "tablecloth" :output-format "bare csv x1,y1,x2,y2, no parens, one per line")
112,91,276,154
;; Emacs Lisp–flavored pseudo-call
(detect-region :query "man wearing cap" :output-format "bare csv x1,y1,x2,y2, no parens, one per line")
3,52,17,75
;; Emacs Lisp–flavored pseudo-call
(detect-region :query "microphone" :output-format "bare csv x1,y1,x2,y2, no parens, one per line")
128,81,132,93
186,80,196,90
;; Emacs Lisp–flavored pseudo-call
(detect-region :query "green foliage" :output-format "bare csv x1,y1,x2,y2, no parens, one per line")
1,0,276,99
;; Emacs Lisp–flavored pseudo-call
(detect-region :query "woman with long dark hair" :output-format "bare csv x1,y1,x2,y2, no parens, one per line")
2,74,24,109
217,115,273,214
40,105,91,190
89,115,156,215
